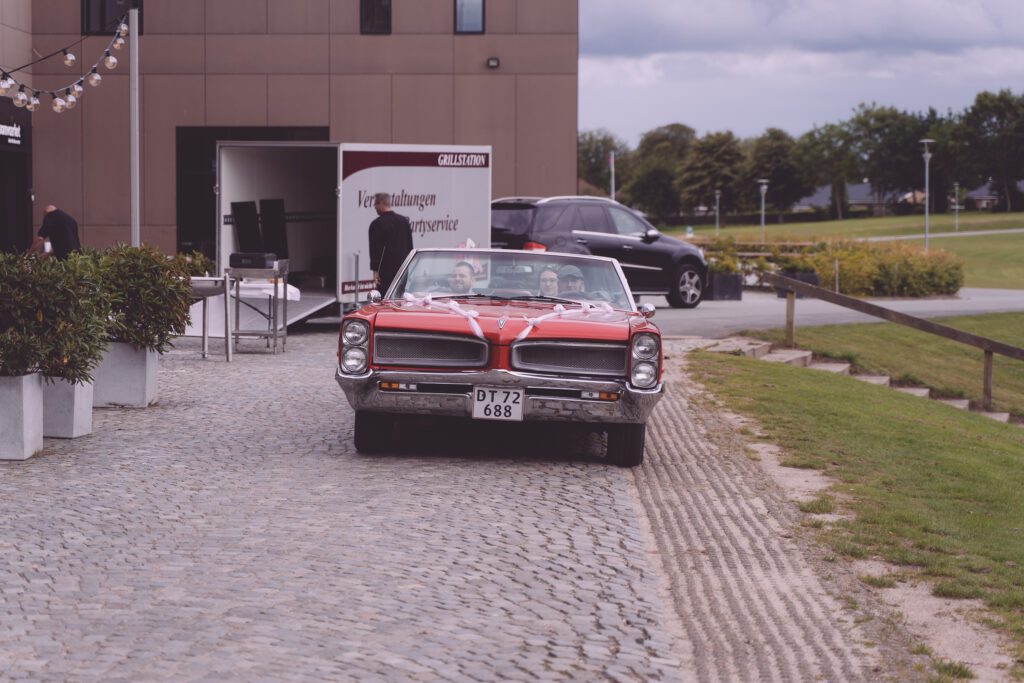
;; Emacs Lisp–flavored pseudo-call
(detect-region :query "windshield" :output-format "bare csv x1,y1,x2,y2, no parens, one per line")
491,205,535,236
390,251,633,310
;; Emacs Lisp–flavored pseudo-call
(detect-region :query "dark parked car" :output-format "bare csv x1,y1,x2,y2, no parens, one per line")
491,196,707,308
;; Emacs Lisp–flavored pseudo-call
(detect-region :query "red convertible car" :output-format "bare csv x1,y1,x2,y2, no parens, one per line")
335,249,664,466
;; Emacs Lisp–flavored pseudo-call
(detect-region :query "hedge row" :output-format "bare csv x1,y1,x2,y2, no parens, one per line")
704,238,964,297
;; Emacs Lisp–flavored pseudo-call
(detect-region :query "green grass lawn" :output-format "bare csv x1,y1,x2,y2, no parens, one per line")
664,211,1024,242
904,232,1024,289
692,351,1024,669
748,312,1024,417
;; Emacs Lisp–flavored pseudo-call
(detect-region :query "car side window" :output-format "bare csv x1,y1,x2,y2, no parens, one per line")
609,207,649,236
533,206,569,234
576,206,613,233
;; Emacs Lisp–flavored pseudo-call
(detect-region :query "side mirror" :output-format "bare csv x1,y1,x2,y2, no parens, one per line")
643,228,661,243
639,303,656,318
368,289,382,303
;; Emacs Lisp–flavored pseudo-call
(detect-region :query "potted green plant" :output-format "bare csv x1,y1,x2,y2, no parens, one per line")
0,254,110,456
41,252,113,438
92,245,192,408
774,252,820,298
706,254,743,301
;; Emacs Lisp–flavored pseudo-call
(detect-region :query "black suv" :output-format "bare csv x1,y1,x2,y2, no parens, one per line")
491,196,707,308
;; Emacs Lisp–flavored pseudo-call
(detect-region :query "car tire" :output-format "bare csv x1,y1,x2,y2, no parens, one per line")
353,410,395,454
666,263,704,309
607,423,646,467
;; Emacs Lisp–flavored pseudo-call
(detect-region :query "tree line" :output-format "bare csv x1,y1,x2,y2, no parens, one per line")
579,89,1024,220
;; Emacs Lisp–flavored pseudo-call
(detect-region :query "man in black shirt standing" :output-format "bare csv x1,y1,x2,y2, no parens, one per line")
368,193,413,294
31,205,81,259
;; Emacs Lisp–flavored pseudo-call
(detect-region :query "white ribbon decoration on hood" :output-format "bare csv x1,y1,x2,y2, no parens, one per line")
402,293,485,340
514,301,618,342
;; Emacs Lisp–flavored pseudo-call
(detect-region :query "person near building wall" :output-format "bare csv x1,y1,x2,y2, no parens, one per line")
28,205,81,259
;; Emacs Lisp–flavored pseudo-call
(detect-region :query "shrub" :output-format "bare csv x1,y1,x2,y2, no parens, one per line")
100,245,192,353
0,253,111,383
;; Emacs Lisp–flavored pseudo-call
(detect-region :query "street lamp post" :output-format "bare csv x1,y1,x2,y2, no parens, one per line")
920,138,935,252
714,189,721,237
953,181,960,232
758,179,769,244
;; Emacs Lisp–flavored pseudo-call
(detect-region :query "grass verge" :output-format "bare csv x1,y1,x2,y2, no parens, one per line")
905,232,1024,289
748,313,1024,418
690,351,1024,663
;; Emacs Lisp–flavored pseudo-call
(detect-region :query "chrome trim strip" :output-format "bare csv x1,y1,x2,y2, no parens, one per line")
620,262,662,271
511,340,628,377
373,331,489,368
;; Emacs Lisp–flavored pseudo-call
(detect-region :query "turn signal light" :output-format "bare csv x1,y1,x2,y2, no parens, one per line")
379,381,418,391
523,241,547,252
582,391,619,401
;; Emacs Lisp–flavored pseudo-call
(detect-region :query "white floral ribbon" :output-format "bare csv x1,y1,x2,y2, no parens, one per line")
402,293,485,340
514,301,618,341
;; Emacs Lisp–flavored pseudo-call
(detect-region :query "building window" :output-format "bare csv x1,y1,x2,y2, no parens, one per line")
360,0,391,35
82,0,143,36
455,0,484,33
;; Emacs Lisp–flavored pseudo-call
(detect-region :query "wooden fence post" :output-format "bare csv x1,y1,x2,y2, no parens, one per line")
785,290,796,348
983,350,994,411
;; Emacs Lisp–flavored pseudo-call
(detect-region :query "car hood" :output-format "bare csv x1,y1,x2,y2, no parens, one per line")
370,299,648,344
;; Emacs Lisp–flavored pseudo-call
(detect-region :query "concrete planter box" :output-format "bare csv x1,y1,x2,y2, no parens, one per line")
93,342,158,408
0,374,44,460
776,271,820,299
43,379,94,438
707,273,743,301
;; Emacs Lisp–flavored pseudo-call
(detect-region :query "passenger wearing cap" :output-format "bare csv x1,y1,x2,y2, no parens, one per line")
558,265,586,294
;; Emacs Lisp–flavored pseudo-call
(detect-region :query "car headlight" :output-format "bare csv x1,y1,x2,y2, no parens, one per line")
343,320,369,346
341,347,368,374
632,333,660,360
631,361,658,388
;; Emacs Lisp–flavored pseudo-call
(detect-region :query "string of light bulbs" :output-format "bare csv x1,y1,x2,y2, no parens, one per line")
0,16,129,114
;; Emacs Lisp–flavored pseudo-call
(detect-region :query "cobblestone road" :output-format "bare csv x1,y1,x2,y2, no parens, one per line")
0,330,886,681
1,331,678,682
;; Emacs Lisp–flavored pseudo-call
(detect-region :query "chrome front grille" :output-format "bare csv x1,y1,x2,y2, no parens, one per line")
373,332,489,368
512,342,628,377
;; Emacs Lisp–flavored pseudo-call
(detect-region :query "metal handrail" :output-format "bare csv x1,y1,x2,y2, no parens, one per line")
762,271,1024,411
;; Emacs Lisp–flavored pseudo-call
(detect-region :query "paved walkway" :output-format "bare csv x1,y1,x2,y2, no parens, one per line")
865,227,1024,241
0,331,900,681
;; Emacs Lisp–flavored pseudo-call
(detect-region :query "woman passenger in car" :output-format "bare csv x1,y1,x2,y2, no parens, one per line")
538,266,560,297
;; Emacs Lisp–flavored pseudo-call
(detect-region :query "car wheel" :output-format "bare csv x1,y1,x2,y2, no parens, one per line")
353,410,395,454
666,264,704,309
607,423,646,467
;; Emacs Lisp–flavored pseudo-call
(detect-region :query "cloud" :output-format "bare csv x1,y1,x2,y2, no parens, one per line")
579,46,1024,142
581,0,1024,57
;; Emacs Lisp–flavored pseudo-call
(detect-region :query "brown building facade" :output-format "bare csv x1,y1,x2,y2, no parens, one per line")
0,0,578,255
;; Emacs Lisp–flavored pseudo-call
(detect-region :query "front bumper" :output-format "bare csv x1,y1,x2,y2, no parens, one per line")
335,367,663,424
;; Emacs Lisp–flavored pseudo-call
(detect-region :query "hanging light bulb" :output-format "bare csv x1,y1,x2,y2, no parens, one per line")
88,68,102,87
12,85,27,108
118,22,129,37
62,49,77,67
113,37,126,51
72,82,84,99
51,94,67,113
103,50,118,70
64,88,77,110
26,92,40,112
0,73,11,96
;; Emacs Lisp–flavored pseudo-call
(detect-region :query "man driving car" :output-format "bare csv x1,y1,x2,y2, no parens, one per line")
450,261,475,294
558,265,586,294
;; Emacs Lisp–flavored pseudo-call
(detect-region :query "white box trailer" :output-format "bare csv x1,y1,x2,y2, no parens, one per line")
211,142,492,328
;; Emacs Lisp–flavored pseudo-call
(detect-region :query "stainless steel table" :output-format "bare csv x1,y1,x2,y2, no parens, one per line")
189,274,233,362
226,260,289,354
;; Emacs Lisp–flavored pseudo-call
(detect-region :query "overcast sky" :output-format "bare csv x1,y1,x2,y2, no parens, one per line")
579,0,1024,145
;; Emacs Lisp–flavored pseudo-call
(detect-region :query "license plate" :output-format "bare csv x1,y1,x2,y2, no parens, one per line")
472,387,524,421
